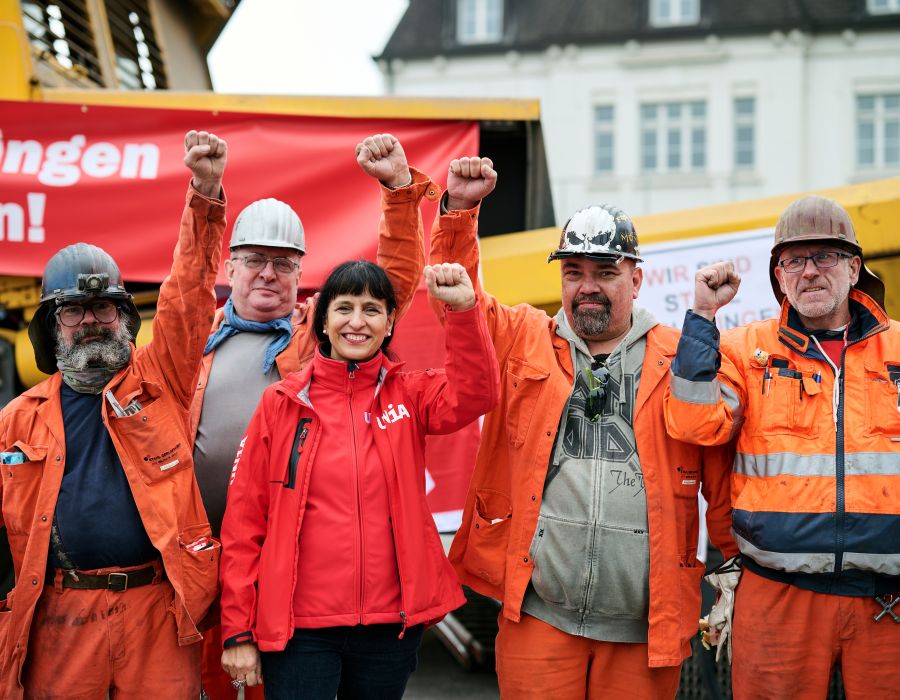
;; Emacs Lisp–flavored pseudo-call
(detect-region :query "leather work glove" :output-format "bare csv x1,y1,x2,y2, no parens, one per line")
699,555,742,663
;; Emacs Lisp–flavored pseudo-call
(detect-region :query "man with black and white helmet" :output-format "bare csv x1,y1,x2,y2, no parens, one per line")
430,157,738,699
193,134,436,698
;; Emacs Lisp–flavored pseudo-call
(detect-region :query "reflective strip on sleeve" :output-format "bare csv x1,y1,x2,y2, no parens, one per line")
670,374,720,405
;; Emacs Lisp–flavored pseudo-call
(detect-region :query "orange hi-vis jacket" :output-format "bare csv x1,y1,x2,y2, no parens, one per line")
188,170,438,442
665,291,900,595
0,187,225,699
431,206,738,668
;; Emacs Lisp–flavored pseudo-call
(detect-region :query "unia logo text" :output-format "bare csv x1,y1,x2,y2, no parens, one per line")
372,403,411,430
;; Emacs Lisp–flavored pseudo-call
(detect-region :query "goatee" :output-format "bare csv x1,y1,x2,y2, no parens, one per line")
572,294,612,337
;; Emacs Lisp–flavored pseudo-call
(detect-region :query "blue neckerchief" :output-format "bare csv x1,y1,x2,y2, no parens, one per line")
203,297,292,374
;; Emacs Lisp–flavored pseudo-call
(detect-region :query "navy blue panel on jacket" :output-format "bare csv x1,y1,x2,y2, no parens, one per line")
49,383,157,570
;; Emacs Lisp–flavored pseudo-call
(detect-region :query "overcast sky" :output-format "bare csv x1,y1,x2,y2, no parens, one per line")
208,0,409,95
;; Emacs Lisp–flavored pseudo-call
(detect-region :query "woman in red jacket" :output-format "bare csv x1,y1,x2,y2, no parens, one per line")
218,260,499,699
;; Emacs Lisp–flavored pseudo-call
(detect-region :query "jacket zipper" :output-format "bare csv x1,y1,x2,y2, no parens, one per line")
379,395,409,639
284,418,311,489
348,364,366,623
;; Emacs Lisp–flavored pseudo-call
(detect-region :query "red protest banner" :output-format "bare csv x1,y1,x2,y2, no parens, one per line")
0,99,477,286
0,99,480,527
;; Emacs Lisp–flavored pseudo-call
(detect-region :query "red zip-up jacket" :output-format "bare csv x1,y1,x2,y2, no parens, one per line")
219,304,499,651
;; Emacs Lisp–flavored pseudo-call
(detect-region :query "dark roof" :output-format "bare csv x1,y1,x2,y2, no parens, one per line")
378,0,900,60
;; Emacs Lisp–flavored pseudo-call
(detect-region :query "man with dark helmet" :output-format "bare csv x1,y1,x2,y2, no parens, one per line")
430,157,738,698
0,130,227,699
666,194,899,699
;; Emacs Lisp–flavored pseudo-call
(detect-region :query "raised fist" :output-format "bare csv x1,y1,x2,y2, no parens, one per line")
693,261,741,320
447,157,497,211
425,263,475,312
184,130,227,197
356,133,410,188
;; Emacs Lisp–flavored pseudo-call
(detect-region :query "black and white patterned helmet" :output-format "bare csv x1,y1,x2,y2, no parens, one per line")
548,204,642,263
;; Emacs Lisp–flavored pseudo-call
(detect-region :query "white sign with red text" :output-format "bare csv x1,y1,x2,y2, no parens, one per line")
639,228,779,331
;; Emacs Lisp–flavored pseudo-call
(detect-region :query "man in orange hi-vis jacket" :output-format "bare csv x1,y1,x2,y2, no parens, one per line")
664,194,900,700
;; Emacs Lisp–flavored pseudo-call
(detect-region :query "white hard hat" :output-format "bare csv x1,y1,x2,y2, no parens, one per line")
230,198,305,254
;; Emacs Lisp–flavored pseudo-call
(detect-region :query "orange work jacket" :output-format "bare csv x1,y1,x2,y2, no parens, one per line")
0,187,225,699
431,206,738,668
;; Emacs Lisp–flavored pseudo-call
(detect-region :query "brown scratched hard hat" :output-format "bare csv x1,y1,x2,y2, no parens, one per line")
768,195,885,307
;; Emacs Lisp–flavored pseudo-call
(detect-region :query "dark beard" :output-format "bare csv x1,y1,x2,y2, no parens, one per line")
571,294,611,337
56,321,132,370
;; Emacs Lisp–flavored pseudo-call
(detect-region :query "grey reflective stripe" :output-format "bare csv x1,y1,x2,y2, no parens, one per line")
670,374,719,404
843,552,900,576
720,382,742,416
735,533,836,574
735,451,900,478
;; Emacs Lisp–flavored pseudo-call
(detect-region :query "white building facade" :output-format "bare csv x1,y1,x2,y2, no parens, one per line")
379,1,900,221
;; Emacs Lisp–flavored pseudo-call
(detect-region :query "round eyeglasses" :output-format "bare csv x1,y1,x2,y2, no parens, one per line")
55,301,120,327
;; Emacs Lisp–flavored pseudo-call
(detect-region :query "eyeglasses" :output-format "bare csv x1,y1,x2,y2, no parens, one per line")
584,364,610,423
55,301,119,327
233,253,300,275
777,251,852,274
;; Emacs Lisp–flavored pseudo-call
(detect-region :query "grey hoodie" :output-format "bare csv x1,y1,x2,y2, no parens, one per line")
521,305,659,642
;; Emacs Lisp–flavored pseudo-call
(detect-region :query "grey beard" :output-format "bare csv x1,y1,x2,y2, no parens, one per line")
55,321,132,371
572,304,611,338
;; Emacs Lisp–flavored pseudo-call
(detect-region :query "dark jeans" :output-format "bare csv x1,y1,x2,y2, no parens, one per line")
260,623,425,700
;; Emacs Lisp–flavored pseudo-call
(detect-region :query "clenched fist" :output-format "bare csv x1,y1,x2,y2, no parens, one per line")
693,261,741,321
425,263,475,312
447,157,497,211
184,130,227,198
356,133,410,188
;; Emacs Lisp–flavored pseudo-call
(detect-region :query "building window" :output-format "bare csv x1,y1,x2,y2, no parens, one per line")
22,0,105,85
457,0,503,44
734,97,755,170
593,106,615,174
20,0,167,89
640,101,706,173
649,0,700,27
867,0,900,14
105,0,168,90
857,94,900,169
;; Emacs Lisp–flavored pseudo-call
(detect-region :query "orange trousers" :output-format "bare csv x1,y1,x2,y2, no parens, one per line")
201,622,265,700
732,568,900,700
22,567,200,699
495,613,681,700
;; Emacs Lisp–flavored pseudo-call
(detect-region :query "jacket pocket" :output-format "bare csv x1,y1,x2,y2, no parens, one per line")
864,361,900,438
461,489,511,587
1,443,48,535
746,366,819,438
504,358,549,447
177,524,221,626
583,523,650,618
110,389,192,484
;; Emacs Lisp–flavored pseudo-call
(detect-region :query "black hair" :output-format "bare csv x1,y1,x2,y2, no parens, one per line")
313,260,398,354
